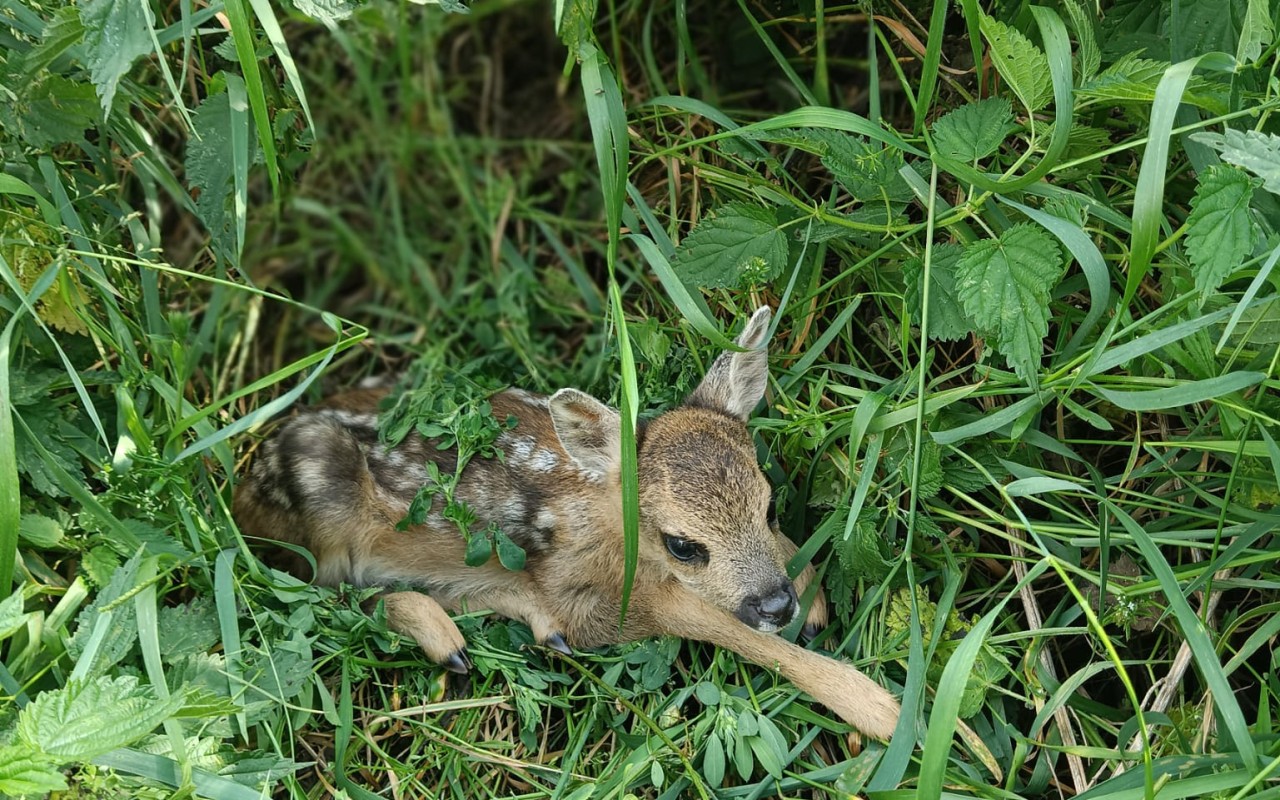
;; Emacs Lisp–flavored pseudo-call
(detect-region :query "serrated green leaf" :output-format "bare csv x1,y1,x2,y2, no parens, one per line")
20,77,97,149
1237,0,1274,64
1061,0,1101,80
80,0,155,115
1192,129,1280,195
831,506,893,583
980,13,1053,112
24,7,85,77
820,134,913,206
0,586,31,641
903,243,971,341
16,675,184,760
292,0,364,23
18,513,64,548
0,745,66,796
187,91,237,260
955,224,1064,381
672,202,788,289
1186,165,1255,301
68,551,141,673
158,596,221,663
931,98,1015,163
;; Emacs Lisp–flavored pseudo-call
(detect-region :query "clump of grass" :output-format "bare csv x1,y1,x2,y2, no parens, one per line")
3,0,1280,798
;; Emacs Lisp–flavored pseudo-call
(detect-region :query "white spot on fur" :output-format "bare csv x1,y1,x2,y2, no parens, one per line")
534,509,558,530
506,388,549,408
318,408,377,430
500,434,536,462
295,459,330,496
529,449,559,472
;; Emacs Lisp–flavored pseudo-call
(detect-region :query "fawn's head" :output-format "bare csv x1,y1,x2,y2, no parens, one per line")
547,307,797,632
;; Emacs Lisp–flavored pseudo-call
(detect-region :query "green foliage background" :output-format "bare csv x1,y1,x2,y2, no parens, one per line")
2,0,1280,797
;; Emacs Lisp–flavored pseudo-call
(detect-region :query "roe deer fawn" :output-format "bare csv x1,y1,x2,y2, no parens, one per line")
233,307,901,738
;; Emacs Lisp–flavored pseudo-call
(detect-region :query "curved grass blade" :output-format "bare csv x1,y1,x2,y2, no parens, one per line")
221,0,279,191
1125,53,1235,305
1110,506,1260,772
1216,245,1280,352
1090,371,1266,412
0,314,21,593
917,559,1051,799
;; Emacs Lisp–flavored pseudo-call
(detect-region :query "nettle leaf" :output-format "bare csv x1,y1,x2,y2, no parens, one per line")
24,7,85,77
68,551,142,674
1192,129,1280,196
955,224,1065,382
23,77,98,148
292,0,364,24
903,243,971,341
79,0,155,115
187,90,236,260
931,98,1015,163
16,675,184,760
979,13,1053,112
1185,166,1256,301
821,134,912,204
672,202,788,289
0,746,66,796
1237,0,1274,64
1061,0,1101,80
1078,53,1223,113
158,596,221,663
0,587,31,641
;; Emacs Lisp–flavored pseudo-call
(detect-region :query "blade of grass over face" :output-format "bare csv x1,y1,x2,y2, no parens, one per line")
580,41,640,624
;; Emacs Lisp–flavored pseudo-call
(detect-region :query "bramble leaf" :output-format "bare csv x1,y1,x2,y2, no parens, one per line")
903,243,972,341
1185,165,1255,301
931,98,1015,163
80,0,154,115
672,202,789,289
980,13,1053,112
955,224,1064,381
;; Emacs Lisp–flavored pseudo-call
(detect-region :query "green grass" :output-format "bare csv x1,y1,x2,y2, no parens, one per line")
3,0,1280,797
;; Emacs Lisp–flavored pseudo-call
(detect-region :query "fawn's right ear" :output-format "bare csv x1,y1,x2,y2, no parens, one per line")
549,389,621,480
685,306,773,421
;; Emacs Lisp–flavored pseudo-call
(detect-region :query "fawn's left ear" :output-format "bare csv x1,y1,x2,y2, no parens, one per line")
685,306,772,421
549,389,621,480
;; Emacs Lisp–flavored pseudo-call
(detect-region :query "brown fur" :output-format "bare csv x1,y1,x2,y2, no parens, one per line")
233,307,901,738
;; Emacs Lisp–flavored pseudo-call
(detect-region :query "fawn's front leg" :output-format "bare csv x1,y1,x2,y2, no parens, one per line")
380,591,471,673
649,582,900,739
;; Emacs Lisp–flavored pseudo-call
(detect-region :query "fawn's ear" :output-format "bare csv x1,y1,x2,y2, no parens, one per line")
549,389,621,480
685,306,773,421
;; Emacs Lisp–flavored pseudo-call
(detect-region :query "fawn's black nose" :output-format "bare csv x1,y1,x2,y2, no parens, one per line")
737,583,799,632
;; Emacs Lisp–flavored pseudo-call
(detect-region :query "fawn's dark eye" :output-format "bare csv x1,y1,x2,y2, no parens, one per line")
663,534,707,564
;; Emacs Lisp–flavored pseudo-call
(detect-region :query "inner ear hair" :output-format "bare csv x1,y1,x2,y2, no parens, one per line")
548,388,621,479
686,306,773,421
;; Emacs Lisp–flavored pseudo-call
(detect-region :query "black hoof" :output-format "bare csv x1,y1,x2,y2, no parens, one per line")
802,622,823,641
442,648,471,675
543,632,573,656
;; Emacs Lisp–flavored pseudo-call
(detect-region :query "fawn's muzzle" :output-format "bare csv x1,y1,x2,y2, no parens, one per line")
737,583,799,632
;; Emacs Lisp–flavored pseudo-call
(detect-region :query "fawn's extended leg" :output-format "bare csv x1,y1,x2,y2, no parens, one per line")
381,591,471,673
772,525,829,637
651,583,900,739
